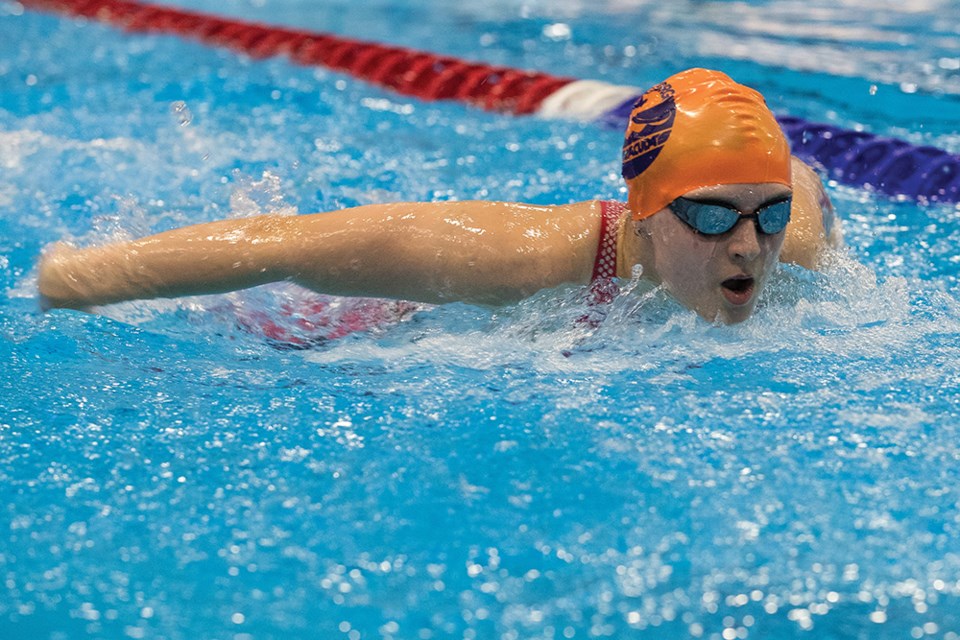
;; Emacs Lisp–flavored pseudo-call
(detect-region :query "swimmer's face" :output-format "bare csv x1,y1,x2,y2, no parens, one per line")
639,183,791,324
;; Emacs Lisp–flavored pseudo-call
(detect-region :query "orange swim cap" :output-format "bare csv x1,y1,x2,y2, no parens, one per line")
622,68,792,221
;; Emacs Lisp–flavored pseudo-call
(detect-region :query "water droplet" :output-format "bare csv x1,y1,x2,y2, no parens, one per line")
171,100,192,127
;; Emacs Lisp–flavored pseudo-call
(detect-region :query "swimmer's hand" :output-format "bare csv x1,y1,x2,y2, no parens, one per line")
37,243,92,311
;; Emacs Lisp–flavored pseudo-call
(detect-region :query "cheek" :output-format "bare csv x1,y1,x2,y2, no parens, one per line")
655,233,718,292
677,233,719,269
760,234,786,268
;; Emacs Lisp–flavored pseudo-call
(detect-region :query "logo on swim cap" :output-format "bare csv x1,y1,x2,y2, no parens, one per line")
622,82,676,181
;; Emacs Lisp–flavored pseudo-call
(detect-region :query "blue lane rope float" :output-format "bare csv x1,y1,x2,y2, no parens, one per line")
777,116,959,203
18,0,960,204
597,94,960,204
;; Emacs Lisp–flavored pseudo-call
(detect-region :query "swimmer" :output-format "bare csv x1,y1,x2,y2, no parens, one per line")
37,68,842,324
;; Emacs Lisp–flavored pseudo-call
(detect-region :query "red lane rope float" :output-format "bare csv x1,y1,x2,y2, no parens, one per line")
18,0,575,115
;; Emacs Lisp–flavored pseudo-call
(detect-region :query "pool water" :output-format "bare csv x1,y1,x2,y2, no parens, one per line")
3,0,960,639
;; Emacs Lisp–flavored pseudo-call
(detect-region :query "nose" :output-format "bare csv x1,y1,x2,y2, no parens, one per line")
727,218,762,263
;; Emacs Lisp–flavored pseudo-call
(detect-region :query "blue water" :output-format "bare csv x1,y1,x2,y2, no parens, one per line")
3,1,960,639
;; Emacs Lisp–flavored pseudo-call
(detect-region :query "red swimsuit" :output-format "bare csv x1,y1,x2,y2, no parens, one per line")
588,200,624,305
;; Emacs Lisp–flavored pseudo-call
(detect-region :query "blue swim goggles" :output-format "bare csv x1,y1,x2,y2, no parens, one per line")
669,196,792,235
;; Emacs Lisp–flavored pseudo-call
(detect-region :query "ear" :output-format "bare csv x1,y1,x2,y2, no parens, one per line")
633,218,652,239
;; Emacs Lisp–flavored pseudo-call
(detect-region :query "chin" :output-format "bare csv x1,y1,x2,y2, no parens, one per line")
674,289,759,324
716,303,757,324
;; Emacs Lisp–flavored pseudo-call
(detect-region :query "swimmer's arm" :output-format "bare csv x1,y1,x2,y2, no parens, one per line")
38,201,599,309
288,200,598,305
38,215,298,309
780,157,844,269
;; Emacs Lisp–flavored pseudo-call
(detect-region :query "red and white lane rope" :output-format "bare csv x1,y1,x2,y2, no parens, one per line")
18,0,582,114
16,0,960,203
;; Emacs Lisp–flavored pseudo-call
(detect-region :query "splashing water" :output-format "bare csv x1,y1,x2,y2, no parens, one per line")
2,1,960,639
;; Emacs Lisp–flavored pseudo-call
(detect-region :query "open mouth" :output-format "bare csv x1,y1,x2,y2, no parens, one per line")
721,276,755,306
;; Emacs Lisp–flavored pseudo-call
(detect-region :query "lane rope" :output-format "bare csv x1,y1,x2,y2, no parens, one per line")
17,0,960,204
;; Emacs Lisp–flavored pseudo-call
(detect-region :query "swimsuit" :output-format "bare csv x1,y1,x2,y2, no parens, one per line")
588,200,624,305
234,296,420,350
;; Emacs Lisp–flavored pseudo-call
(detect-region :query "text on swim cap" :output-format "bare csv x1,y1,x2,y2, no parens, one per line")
622,82,676,181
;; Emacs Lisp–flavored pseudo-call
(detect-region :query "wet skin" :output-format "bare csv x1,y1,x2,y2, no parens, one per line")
634,182,792,324
38,181,822,319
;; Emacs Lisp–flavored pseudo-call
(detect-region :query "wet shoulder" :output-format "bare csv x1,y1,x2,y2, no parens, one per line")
781,158,838,269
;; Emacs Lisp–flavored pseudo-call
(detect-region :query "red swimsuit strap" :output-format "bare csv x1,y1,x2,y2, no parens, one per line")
591,200,622,281
587,200,624,307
